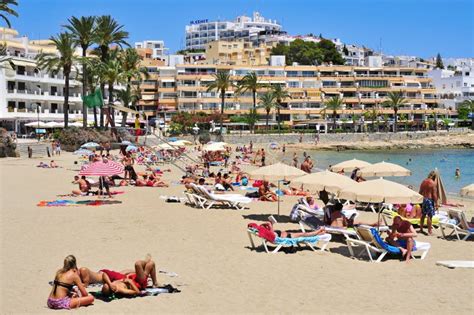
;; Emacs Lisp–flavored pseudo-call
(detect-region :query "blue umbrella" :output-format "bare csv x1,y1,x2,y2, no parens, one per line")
168,137,178,142
73,149,93,155
126,145,138,152
121,140,132,145
81,142,100,148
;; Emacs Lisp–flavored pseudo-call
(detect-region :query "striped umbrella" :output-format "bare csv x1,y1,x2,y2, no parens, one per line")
79,160,124,176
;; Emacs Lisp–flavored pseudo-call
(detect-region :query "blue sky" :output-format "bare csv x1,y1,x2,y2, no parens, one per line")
9,0,474,58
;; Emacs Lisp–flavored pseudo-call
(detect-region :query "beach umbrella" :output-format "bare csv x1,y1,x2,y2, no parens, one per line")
460,184,474,197
292,170,356,194
73,149,94,156
360,161,411,177
81,142,101,149
249,162,307,215
168,137,178,142
338,178,422,204
203,142,226,152
330,159,372,172
121,140,132,145
126,145,138,152
79,160,124,177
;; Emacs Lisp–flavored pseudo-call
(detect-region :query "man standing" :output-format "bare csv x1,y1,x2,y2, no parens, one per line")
134,114,141,143
419,171,438,235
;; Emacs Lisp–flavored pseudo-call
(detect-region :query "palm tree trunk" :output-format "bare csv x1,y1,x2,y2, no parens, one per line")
100,83,105,128
93,106,98,128
277,101,281,134
266,110,269,131
220,89,225,134
108,81,116,129
333,110,337,133
64,72,70,128
81,47,88,128
252,90,256,133
394,108,398,133
99,46,108,128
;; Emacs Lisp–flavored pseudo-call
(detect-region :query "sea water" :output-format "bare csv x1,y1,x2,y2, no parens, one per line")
277,149,474,195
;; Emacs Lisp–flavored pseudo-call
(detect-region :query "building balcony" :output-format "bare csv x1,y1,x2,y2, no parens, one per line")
6,89,82,102
14,72,80,86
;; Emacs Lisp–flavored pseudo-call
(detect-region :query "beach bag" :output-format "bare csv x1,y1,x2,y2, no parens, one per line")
166,196,180,203
245,191,260,198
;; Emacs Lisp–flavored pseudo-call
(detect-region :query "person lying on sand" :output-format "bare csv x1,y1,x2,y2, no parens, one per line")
386,216,417,262
136,174,168,187
47,255,94,310
259,180,278,202
49,160,59,168
282,185,309,196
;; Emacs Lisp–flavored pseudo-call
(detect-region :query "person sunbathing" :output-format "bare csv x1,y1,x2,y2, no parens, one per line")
101,257,159,297
259,181,278,201
37,161,49,168
282,185,309,196
50,160,59,168
328,203,381,228
386,216,417,262
260,220,326,239
72,176,91,196
47,255,94,310
397,204,422,219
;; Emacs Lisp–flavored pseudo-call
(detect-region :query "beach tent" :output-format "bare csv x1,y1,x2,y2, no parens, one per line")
460,184,474,197
338,178,422,204
249,162,306,215
330,159,372,173
360,161,411,177
292,170,356,194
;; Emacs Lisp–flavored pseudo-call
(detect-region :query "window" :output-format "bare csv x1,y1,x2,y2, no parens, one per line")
358,80,388,88
288,81,299,88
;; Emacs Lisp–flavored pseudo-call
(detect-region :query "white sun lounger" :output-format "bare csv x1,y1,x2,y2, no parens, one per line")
439,209,474,241
436,261,474,269
247,228,332,254
194,184,251,210
346,226,431,262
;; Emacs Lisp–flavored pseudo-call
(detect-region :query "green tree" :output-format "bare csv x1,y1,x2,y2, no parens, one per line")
64,16,96,128
382,91,407,133
37,32,78,128
271,84,290,133
458,99,474,130
435,53,444,69
270,38,344,65
318,39,345,64
206,70,233,133
236,71,266,133
258,91,276,130
342,44,349,56
94,15,129,127
101,49,125,128
0,0,18,28
324,95,343,132
116,84,141,126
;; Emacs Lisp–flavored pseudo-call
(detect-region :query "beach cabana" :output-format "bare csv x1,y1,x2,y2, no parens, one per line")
360,161,411,177
460,184,474,197
292,170,355,194
249,162,306,215
330,159,372,173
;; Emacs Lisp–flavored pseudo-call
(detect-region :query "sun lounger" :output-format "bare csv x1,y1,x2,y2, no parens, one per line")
439,209,474,241
346,226,431,262
381,209,443,227
436,261,474,269
191,184,251,210
247,227,332,254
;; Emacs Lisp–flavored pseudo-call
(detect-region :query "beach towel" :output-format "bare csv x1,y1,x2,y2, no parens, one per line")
91,284,180,302
274,235,320,246
37,199,122,207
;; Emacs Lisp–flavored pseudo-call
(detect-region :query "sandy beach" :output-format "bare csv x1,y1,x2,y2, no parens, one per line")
0,150,473,314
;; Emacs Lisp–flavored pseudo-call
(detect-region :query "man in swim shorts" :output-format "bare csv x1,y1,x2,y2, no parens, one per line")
419,171,438,235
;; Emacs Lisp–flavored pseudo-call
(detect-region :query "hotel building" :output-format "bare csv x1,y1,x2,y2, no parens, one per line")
429,66,474,109
185,12,282,50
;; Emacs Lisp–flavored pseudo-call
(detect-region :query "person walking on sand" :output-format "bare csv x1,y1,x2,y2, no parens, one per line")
292,152,298,168
419,171,438,235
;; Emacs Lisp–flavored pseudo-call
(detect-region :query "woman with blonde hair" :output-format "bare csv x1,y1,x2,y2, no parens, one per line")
47,255,94,310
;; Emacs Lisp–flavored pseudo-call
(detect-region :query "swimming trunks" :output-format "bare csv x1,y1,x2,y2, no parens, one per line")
47,297,71,309
421,198,436,217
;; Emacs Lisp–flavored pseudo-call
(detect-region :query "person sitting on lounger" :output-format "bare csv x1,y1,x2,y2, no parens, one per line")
259,180,278,202
329,202,381,228
47,255,94,310
100,257,159,297
397,204,422,219
386,216,417,262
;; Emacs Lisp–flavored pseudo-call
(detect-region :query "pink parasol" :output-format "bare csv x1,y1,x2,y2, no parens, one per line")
79,160,124,177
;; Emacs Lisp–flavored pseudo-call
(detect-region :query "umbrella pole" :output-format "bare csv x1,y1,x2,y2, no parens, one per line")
277,179,280,216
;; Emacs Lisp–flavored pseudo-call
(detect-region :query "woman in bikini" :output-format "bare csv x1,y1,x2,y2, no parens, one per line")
47,255,94,310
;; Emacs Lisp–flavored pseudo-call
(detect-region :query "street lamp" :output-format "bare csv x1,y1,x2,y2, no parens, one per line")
36,103,41,142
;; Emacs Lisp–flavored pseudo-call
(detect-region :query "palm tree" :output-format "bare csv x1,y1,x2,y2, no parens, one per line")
0,0,18,28
37,32,78,128
258,91,276,130
271,84,290,133
382,91,407,133
64,16,96,128
116,84,141,126
119,48,149,126
324,95,343,133
101,50,124,128
460,99,474,130
236,72,266,133
206,70,233,134
94,15,129,127
81,57,103,127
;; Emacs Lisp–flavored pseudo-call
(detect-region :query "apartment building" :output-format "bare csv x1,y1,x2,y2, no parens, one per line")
429,66,474,109
135,61,447,125
134,40,168,59
204,39,274,66
185,12,282,50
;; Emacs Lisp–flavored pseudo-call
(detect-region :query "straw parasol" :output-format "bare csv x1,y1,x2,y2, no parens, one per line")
249,163,306,215
460,184,474,197
330,159,372,172
292,170,356,194
359,161,411,177
338,178,422,204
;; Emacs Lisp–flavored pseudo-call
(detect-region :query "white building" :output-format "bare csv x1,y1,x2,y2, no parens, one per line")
134,40,168,59
428,67,474,109
185,12,282,50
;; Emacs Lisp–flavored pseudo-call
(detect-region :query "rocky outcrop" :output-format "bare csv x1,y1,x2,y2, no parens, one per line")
0,128,19,157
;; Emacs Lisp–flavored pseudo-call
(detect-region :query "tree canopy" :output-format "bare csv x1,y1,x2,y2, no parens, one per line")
270,39,345,65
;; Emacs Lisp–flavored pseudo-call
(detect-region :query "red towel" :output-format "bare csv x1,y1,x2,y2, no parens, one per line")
248,223,275,243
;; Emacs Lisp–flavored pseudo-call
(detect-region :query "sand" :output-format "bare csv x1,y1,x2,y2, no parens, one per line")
0,150,473,314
